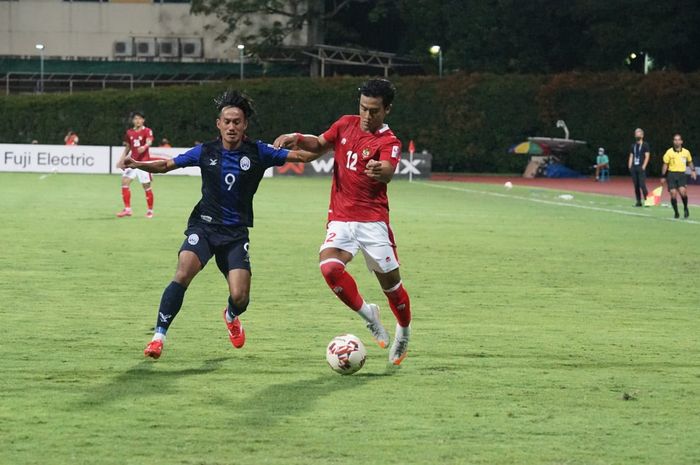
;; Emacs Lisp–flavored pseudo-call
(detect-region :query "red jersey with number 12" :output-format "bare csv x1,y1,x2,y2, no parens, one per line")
125,126,154,161
322,115,402,223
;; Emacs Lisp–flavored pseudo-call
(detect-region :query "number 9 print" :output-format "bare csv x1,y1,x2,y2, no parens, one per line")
225,173,236,190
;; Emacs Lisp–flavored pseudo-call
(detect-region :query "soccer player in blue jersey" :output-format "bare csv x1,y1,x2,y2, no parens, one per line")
124,90,319,359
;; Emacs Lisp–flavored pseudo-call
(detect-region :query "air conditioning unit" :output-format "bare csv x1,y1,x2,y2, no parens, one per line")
157,38,180,58
113,39,134,58
134,38,157,58
180,38,203,58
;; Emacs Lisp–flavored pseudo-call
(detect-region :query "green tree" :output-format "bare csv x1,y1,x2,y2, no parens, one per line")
189,0,375,54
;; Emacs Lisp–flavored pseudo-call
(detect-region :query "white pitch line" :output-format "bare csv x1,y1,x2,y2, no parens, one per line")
421,182,700,225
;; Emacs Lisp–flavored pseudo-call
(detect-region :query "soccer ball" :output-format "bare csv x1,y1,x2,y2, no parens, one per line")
326,334,367,375
504,181,513,189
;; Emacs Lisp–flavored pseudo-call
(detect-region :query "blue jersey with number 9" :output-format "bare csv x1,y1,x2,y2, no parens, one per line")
173,139,288,227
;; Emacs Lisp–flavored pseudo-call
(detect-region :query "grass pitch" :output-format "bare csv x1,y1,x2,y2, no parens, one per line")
1,172,699,465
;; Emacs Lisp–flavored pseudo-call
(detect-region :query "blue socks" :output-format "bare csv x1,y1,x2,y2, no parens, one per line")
154,281,187,335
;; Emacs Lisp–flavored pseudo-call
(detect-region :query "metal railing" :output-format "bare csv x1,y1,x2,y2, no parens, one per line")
4,72,223,95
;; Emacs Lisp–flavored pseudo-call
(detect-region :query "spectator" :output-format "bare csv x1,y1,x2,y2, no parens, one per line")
594,147,609,181
628,128,650,206
159,138,172,148
64,130,79,145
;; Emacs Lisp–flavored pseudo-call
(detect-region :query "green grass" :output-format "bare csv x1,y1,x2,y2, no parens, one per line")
1,172,699,465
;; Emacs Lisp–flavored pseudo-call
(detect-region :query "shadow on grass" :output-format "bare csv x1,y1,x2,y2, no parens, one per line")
232,364,399,429
76,357,227,408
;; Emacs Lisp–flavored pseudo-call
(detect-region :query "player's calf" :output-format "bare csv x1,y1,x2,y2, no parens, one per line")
383,281,411,327
320,258,364,310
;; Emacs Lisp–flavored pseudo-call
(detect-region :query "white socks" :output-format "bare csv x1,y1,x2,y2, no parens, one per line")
395,324,411,339
152,332,166,342
356,302,375,323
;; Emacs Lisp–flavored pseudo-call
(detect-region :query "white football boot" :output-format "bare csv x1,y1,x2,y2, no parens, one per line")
365,303,390,349
389,324,411,365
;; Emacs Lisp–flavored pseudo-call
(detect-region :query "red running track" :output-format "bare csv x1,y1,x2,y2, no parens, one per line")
430,174,700,206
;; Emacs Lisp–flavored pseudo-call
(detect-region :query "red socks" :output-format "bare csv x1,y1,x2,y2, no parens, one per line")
145,188,154,210
319,259,364,311
384,281,411,327
121,186,131,209
320,259,412,327
122,186,154,211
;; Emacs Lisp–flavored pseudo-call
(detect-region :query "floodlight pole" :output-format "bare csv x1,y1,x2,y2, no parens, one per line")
643,53,650,75
430,45,443,77
237,44,245,80
35,43,45,93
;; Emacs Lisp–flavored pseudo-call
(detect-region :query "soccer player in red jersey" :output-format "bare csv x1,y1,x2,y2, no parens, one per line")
274,78,411,365
64,130,79,145
116,111,156,218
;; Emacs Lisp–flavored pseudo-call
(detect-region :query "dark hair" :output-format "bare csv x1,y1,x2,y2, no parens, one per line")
130,111,145,119
359,78,396,107
673,132,682,139
214,89,255,119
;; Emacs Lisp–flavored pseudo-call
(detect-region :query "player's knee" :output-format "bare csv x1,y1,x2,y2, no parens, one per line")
320,259,345,285
173,264,198,287
229,291,249,311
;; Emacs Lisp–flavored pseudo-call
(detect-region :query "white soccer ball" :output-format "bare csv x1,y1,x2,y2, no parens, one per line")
504,181,513,189
326,334,367,375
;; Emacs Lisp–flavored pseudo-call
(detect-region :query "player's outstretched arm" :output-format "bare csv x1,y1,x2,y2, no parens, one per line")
273,133,331,154
285,149,325,163
124,156,177,173
116,145,130,170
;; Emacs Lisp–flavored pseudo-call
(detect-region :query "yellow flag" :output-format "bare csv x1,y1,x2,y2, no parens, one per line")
645,186,663,206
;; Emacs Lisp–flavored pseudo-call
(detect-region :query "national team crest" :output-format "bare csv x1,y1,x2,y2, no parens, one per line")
240,156,251,171
361,148,371,159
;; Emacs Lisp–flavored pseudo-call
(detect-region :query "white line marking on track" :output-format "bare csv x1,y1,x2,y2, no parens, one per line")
421,182,700,225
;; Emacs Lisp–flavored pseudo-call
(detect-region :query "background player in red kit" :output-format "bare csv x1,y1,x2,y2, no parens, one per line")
274,78,412,365
116,111,155,218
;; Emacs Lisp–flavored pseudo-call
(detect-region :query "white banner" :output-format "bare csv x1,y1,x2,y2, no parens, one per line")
112,146,202,177
0,144,272,178
273,152,432,179
0,144,111,174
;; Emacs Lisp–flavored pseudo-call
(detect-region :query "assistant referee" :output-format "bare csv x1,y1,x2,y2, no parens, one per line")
661,133,697,219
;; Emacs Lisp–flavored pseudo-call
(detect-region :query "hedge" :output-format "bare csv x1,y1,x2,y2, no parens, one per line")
2,72,700,174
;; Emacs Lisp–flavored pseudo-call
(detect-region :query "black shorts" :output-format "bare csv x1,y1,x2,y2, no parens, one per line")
179,224,251,275
666,172,687,191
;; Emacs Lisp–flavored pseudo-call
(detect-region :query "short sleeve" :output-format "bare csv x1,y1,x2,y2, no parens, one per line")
257,141,289,167
322,116,350,144
379,139,402,167
173,145,202,168
662,150,670,164
686,150,693,162
146,128,154,139
644,142,651,153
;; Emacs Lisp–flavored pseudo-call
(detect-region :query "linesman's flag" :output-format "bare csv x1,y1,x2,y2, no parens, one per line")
645,186,663,206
